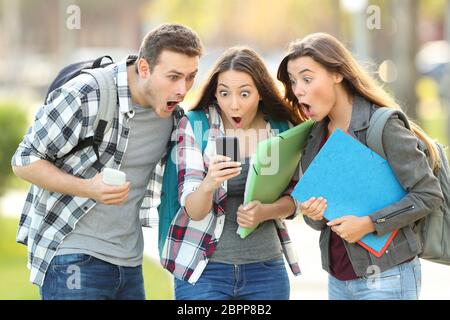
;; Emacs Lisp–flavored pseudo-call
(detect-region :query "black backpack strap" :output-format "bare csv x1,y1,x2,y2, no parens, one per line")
63,137,95,159
126,54,138,66
92,55,113,68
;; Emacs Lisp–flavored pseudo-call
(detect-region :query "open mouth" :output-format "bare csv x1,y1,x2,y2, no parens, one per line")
166,101,179,111
231,117,243,128
301,103,312,116
232,117,242,124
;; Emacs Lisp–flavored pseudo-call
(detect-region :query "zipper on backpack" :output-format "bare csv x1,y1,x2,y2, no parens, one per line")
376,205,415,223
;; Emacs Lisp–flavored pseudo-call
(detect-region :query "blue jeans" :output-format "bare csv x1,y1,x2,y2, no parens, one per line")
40,254,146,300
174,258,290,300
328,257,421,300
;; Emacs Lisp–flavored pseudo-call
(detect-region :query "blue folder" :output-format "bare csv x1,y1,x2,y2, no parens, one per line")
291,129,406,257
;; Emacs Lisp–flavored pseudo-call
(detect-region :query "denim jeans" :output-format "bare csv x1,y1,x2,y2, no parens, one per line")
40,254,145,300
328,257,421,300
174,258,290,300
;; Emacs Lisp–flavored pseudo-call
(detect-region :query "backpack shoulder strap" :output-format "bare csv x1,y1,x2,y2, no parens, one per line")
82,68,117,135
81,68,117,159
366,107,410,159
186,109,210,153
268,118,290,133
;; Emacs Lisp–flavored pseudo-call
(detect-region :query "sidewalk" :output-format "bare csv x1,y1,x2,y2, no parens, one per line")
144,218,450,300
284,219,450,300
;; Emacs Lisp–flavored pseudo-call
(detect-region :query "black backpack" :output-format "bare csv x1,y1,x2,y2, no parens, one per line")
45,55,125,162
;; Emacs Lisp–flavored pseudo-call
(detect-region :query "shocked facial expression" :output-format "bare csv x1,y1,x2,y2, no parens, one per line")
287,56,342,121
137,50,199,118
215,70,261,129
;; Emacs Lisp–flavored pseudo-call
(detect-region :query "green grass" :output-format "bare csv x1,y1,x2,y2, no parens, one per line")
0,216,173,300
143,257,174,300
0,217,39,300
6,176,31,191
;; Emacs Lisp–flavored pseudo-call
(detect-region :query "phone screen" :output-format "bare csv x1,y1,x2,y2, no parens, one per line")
215,136,240,162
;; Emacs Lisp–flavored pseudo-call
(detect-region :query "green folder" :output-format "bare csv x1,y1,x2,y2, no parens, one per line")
238,120,314,238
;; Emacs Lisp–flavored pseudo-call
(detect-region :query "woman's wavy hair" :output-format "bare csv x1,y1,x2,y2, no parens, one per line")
192,46,301,125
277,33,439,171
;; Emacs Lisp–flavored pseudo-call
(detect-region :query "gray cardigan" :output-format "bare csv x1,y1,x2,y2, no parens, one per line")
301,95,444,277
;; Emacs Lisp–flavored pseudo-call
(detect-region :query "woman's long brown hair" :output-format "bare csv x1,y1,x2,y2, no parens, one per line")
277,33,439,171
192,46,301,125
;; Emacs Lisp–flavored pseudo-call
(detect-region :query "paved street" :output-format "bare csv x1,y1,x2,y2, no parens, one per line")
144,216,450,300
285,219,450,300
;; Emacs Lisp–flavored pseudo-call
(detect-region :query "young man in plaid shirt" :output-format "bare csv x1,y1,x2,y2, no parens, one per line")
11,23,203,300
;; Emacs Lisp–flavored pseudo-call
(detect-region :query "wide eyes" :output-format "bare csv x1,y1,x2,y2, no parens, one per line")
218,90,251,98
289,77,312,86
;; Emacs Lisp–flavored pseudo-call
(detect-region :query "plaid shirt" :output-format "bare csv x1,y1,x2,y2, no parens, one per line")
160,105,301,284
12,55,174,286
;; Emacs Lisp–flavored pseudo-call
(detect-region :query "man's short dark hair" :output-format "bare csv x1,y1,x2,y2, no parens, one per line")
138,23,203,71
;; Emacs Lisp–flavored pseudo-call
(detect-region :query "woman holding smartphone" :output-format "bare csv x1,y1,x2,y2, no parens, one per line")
161,47,303,300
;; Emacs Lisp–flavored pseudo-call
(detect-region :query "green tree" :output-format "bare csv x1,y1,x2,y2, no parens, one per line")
0,102,28,196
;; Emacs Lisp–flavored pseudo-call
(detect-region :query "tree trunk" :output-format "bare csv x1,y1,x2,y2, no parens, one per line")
391,0,419,120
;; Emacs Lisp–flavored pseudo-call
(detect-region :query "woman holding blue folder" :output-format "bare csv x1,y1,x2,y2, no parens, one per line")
163,47,302,299
277,33,444,300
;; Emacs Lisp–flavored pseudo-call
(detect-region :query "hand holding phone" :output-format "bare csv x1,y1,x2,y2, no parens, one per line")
200,137,241,193
102,168,127,186
88,168,129,205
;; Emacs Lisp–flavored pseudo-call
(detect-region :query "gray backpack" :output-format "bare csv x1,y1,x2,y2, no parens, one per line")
367,107,450,265
45,56,121,163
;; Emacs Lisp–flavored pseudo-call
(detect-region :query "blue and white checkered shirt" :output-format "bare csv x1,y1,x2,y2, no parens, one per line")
12,55,174,286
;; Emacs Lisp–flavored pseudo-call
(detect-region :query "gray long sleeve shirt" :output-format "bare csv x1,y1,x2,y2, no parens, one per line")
301,95,443,278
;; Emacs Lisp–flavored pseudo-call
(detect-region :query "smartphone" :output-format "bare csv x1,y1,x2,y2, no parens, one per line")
215,136,240,162
102,168,126,186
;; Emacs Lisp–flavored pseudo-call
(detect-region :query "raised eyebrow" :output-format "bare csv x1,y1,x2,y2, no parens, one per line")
217,83,252,88
299,68,314,75
167,70,183,75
